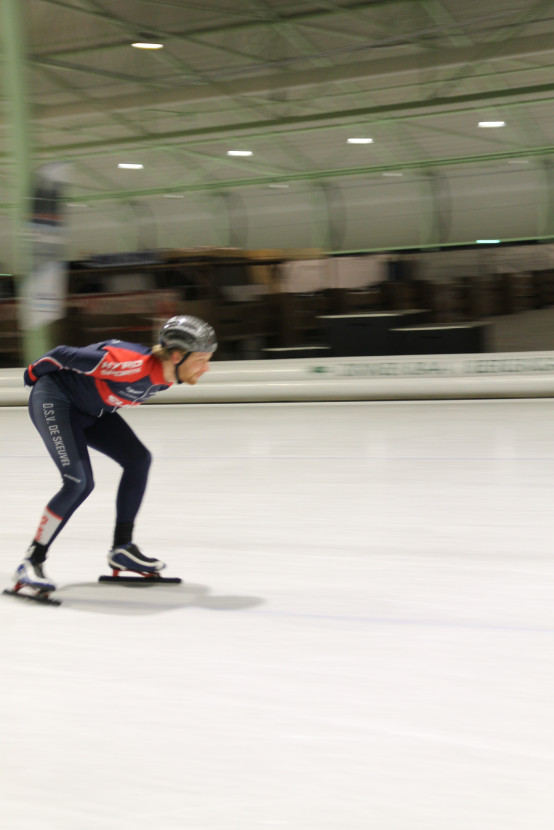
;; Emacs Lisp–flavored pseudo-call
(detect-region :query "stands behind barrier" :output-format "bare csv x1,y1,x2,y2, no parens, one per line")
4,262,554,365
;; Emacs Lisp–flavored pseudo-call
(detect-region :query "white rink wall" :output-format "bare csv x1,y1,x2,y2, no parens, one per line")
3,351,554,405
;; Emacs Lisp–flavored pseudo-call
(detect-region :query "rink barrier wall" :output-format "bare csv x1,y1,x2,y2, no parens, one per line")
2,352,554,405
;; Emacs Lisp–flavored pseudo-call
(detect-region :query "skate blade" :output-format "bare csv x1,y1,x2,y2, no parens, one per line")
3,587,61,606
99,574,182,585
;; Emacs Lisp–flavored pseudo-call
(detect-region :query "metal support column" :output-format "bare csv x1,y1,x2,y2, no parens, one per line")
538,159,554,241
0,0,49,362
420,171,452,247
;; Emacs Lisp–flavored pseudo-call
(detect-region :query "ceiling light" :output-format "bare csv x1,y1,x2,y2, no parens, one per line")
227,150,253,157
508,159,529,165
163,194,185,199
347,138,374,144
476,239,501,244
478,121,506,128
382,172,403,177
118,163,144,169
269,184,289,189
132,42,164,49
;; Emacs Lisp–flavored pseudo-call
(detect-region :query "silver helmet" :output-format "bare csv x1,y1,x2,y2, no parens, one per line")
159,315,217,354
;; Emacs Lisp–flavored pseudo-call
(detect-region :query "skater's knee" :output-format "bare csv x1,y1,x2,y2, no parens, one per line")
142,446,152,471
128,444,152,474
81,476,95,500
62,471,94,505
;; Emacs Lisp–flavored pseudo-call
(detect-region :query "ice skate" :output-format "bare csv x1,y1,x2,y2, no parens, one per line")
13,559,56,592
108,542,166,575
3,560,60,606
101,543,181,585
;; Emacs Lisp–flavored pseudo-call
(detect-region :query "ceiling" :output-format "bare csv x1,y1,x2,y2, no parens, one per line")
2,0,554,206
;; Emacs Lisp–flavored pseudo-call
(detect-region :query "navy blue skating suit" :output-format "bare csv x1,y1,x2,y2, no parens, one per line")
25,341,172,548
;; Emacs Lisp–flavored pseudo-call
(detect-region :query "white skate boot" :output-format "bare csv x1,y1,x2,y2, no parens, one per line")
13,559,56,592
3,559,60,605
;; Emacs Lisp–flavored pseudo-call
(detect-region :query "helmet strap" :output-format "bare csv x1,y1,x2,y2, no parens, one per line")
174,351,191,384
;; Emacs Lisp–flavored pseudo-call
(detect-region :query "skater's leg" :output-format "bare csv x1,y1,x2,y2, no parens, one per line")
84,413,164,573
84,411,152,532
16,380,96,589
28,386,95,551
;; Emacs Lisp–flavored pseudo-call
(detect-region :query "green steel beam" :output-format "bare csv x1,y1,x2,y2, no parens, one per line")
27,79,554,163
31,56,172,88
329,232,554,256
31,29,554,122
0,0,50,360
420,0,475,49
31,144,552,205
31,63,159,189
423,1,554,109
486,0,554,43
33,0,419,58
30,59,554,160
0,1,31,273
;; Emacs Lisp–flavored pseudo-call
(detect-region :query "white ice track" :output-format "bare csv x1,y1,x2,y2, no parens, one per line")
2,398,554,830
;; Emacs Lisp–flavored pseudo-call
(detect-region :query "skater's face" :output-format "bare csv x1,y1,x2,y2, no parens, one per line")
174,351,213,385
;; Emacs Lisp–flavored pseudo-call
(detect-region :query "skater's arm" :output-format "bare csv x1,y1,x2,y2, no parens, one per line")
24,344,106,385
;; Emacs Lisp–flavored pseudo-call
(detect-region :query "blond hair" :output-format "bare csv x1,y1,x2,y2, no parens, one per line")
151,343,169,361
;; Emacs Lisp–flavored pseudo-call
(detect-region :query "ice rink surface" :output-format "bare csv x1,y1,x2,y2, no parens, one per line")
2,396,554,829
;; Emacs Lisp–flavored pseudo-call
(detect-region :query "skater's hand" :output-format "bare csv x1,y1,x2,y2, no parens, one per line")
23,369,36,387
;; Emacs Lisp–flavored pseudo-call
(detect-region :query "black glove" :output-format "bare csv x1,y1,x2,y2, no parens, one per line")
23,369,36,387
